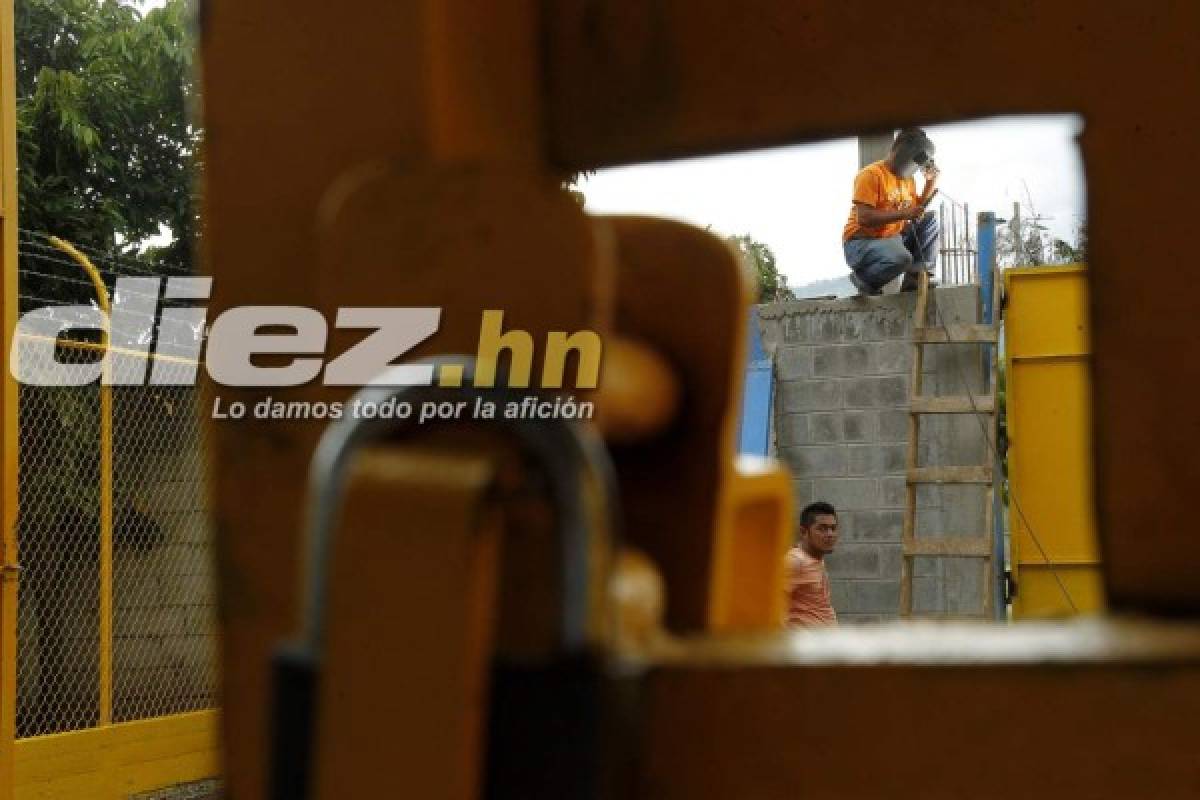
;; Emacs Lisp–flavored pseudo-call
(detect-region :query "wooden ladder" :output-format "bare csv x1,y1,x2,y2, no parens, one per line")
900,268,1002,619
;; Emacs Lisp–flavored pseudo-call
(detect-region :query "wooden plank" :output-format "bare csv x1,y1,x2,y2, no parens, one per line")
910,395,995,414
900,271,930,618
904,536,992,557
912,324,998,344
908,466,993,485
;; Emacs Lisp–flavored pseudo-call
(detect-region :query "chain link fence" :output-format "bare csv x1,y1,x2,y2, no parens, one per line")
14,231,216,738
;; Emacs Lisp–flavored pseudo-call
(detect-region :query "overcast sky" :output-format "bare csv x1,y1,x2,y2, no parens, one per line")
582,115,1086,287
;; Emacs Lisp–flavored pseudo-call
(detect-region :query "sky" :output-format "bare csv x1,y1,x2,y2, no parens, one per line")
580,115,1087,288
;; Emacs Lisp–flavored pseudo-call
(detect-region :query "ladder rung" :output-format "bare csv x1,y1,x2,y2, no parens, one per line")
907,466,993,484
904,536,992,557
909,395,995,414
913,324,998,344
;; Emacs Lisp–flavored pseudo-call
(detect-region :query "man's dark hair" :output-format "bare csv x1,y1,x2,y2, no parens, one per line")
892,127,930,151
800,501,837,528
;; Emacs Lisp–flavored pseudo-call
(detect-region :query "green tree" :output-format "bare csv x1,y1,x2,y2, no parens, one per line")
17,0,199,277
1052,222,1087,264
727,233,795,303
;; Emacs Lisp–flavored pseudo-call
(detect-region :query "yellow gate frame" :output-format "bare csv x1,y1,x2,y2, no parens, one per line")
1,0,20,793
0,5,217,794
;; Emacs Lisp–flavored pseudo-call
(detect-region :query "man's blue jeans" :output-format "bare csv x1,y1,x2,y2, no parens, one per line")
843,212,940,292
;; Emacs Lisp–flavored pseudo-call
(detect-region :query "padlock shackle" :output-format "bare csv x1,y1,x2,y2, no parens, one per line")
296,355,619,656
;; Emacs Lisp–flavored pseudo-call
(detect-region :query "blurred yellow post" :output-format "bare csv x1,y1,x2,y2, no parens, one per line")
0,0,19,795
47,238,115,726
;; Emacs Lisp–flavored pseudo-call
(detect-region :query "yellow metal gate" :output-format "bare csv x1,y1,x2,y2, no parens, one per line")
1004,264,1103,617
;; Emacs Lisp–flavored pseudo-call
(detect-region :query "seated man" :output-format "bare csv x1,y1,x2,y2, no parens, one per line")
842,127,941,295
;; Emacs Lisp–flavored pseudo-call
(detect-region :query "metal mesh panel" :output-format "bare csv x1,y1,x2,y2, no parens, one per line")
15,236,217,737
16,341,103,736
112,381,216,722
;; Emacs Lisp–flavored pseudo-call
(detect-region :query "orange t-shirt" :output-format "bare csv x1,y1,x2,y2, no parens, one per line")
842,160,918,242
784,546,837,628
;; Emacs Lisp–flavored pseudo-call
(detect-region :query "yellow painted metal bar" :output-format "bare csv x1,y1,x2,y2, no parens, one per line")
1,0,19,794
47,237,114,726
13,710,219,800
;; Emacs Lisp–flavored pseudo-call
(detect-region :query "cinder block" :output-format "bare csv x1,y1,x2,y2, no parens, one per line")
832,579,900,614
846,443,907,476
879,477,941,509
811,313,845,343
877,409,909,442
843,375,908,409
879,544,904,579
913,575,944,613
775,414,810,447
809,412,843,443
812,478,878,512
775,346,814,380
842,509,904,542
758,317,785,353
825,544,882,579
939,485,988,535
783,315,810,344
791,480,815,512
879,476,905,508
877,375,909,406
944,557,987,615
842,313,868,342
915,509,949,536
915,556,943,578
862,309,910,341
779,445,846,478
843,377,871,409
873,340,911,374
814,344,871,377
842,410,874,442
778,380,843,412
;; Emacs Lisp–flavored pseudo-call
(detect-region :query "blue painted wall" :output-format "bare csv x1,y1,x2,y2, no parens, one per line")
738,307,775,456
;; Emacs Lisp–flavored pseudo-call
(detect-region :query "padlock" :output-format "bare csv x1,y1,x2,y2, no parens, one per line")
268,356,620,800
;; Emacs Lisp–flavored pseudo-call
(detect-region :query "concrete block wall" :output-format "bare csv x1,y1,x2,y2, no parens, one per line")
759,286,991,622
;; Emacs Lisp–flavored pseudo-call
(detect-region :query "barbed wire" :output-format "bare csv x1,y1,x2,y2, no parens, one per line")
18,228,194,278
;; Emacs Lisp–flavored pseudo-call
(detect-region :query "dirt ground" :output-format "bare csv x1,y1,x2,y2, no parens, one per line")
130,778,222,800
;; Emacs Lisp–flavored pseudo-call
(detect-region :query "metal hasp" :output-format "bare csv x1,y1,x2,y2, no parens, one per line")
1005,265,1100,616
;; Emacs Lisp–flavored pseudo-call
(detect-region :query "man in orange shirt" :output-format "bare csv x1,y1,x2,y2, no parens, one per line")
785,501,840,628
843,128,941,296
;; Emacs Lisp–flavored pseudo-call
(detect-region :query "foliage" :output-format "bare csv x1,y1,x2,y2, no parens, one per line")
727,233,795,303
14,0,199,534
17,0,199,276
1052,222,1087,264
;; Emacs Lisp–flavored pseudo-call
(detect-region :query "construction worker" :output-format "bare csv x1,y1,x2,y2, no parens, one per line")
785,501,840,627
842,127,941,295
